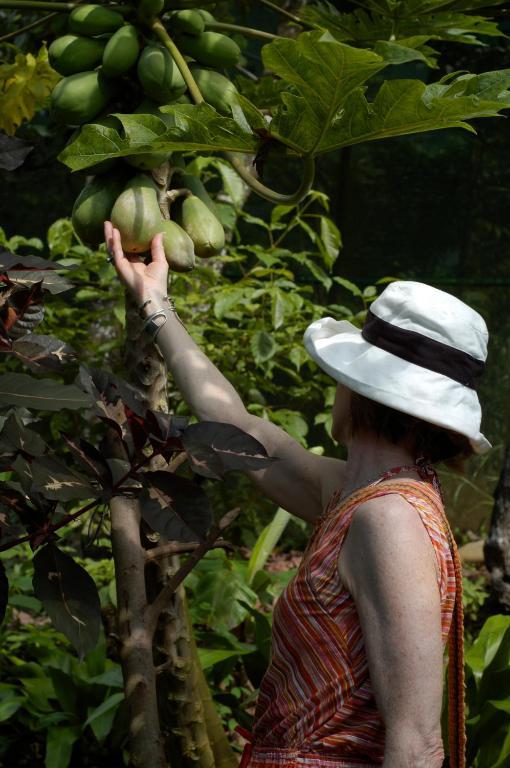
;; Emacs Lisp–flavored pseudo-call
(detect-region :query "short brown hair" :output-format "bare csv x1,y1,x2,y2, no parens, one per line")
349,391,474,468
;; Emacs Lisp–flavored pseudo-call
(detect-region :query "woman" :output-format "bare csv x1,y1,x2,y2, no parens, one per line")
104,221,490,768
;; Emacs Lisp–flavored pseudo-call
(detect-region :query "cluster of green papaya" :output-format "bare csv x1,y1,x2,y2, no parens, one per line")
53,2,242,271
71,165,225,272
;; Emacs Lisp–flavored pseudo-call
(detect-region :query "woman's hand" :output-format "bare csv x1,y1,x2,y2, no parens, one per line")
104,220,168,303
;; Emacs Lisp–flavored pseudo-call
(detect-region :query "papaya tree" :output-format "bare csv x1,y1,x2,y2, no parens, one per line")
1,1,510,767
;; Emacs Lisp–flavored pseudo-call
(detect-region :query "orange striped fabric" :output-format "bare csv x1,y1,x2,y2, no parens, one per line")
242,476,457,768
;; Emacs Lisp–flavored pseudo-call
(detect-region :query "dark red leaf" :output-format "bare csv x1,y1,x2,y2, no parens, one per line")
0,562,8,625
140,470,212,542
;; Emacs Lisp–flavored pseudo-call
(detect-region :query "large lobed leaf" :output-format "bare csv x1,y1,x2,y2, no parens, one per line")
263,33,510,154
59,104,259,172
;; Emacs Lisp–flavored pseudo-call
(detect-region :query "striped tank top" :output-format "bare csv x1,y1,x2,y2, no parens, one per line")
235,463,464,768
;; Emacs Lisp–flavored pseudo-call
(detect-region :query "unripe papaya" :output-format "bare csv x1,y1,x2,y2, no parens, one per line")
180,195,224,258
110,175,163,252
48,34,105,76
72,174,127,247
176,31,241,69
137,0,164,19
51,70,114,126
175,172,218,215
196,9,215,23
102,24,139,76
189,66,238,115
171,9,205,35
161,220,195,272
137,44,186,103
69,4,124,36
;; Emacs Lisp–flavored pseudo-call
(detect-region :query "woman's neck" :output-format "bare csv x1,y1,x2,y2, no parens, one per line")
341,433,419,498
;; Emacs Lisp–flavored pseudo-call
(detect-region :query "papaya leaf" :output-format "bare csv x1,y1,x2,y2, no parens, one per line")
0,373,92,411
29,454,101,501
0,562,8,625
139,470,212,542
11,334,77,372
0,45,60,135
33,543,101,660
263,32,510,155
0,133,33,171
58,104,260,172
181,421,278,479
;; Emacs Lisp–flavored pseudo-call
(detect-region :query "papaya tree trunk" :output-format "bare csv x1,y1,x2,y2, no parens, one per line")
111,161,237,767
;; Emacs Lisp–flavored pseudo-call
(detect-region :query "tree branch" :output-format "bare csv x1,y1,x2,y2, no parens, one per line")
145,538,235,562
145,507,241,635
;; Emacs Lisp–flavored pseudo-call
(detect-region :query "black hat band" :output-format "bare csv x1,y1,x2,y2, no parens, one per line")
361,309,485,390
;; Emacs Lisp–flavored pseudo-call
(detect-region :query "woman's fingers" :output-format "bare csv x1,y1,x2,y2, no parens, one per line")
151,231,166,263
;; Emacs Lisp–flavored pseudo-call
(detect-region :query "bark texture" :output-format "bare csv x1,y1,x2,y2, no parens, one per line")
484,444,510,609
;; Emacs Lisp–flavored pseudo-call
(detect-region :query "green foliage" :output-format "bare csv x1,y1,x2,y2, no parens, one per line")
0,546,127,768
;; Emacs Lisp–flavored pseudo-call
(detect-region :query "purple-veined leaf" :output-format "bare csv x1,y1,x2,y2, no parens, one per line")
11,334,77,372
0,373,92,411
0,562,8,625
33,543,101,660
0,133,33,170
0,411,47,457
181,421,278,479
0,249,74,272
30,455,101,501
61,434,112,485
140,471,212,542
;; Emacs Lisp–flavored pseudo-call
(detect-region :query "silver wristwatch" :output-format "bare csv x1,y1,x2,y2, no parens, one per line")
143,309,168,340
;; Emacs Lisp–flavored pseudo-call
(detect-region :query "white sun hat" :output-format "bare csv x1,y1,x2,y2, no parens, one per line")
303,280,491,454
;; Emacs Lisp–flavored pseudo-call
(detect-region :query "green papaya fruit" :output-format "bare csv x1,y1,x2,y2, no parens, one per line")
171,9,205,35
161,220,195,272
110,174,163,252
196,9,215,23
137,44,186,104
102,24,139,76
180,194,224,258
48,34,105,76
69,4,124,36
189,66,238,115
175,172,218,215
176,31,241,69
72,173,128,247
137,0,164,18
51,69,114,126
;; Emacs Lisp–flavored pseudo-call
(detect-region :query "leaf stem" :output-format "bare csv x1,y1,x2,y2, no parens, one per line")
226,152,315,205
150,18,204,104
0,10,58,42
258,0,306,26
204,21,281,41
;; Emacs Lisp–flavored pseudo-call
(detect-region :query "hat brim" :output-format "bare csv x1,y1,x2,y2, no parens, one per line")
304,317,491,455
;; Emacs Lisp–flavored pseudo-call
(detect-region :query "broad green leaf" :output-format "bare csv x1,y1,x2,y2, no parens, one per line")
45,725,80,768
263,31,386,154
84,692,124,742
247,507,291,586
0,45,60,135
263,32,510,155
251,331,277,364
59,104,259,172
319,216,342,268
0,691,24,722
0,373,92,410
270,409,309,445
197,647,254,669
